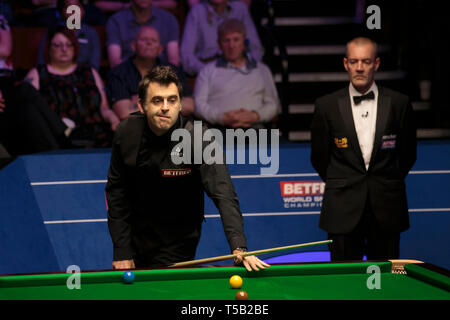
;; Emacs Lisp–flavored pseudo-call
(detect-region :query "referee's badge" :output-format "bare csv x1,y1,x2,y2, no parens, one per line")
381,134,397,150
334,137,348,148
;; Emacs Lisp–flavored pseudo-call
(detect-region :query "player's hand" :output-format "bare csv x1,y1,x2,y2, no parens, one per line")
112,259,135,270
233,249,270,272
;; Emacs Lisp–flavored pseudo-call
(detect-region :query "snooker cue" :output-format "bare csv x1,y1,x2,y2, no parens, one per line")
169,240,333,268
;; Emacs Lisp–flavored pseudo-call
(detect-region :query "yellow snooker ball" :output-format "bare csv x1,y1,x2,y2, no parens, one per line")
229,275,243,289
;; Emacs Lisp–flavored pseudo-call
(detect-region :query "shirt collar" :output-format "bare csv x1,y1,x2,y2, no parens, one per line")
349,81,378,99
216,54,257,73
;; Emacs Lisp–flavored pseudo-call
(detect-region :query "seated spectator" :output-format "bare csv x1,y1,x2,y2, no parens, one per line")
0,76,69,155
0,16,67,155
194,19,279,128
106,25,193,120
37,0,101,70
0,13,12,71
106,0,180,68
181,0,262,75
25,26,119,148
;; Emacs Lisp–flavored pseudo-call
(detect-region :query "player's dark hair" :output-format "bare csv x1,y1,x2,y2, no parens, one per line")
138,66,183,108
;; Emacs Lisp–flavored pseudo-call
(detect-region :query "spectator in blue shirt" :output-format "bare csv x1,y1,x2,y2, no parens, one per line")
106,26,193,120
106,0,180,68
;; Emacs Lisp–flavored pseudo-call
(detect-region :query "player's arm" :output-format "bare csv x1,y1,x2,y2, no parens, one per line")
310,100,331,181
199,161,246,250
105,128,136,267
196,131,269,271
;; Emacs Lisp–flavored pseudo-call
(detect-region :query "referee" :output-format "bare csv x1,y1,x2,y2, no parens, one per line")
105,65,268,271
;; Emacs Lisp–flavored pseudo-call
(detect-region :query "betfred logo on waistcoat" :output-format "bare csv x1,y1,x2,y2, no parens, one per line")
161,168,192,177
280,181,325,209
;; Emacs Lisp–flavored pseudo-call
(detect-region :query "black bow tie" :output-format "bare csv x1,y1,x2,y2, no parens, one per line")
353,91,375,105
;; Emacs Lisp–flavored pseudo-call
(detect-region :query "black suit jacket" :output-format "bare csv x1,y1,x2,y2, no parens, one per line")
105,113,247,261
311,85,417,234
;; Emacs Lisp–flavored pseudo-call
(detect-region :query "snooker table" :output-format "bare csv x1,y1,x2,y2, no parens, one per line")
0,260,448,300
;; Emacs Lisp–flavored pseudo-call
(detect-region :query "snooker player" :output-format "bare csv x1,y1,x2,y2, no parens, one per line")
105,65,269,271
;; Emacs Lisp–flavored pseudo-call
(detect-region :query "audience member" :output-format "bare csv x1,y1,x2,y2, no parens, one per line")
106,0,180,68
106,26,193,120
0,76,69,155
0,16,67,155
194,19,279,128
37,0,101,69
181,0,262,75
0,13,12,71
26,26,118,147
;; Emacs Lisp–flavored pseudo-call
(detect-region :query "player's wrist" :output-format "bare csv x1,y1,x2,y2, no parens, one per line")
233,248,247,266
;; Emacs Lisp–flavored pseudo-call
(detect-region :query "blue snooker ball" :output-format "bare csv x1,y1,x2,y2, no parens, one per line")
123,271,135,284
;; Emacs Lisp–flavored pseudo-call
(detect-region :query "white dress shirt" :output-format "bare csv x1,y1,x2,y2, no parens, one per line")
349,82,378,170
